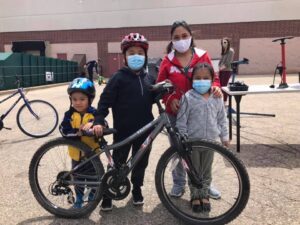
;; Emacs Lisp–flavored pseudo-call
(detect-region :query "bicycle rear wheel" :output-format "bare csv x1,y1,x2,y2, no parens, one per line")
29,138,104,218
155,139,250,225
17,100,58,138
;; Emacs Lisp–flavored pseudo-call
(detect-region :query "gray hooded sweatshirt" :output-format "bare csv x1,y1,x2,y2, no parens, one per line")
176,89,229,142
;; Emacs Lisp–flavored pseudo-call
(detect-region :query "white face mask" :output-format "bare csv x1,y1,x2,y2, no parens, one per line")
172,37,192,53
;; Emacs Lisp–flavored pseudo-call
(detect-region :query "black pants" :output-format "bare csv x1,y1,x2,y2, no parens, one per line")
112,132,152,187
72,159,96,202
87,69,93,82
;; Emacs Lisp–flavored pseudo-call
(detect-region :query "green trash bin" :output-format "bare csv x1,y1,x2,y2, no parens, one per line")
50,58,57,83
45,57,54,84
0,53,22,90
62,60,68,82
22,53,31,87
30,55,39,87
37,56,45,85
56,59,63,83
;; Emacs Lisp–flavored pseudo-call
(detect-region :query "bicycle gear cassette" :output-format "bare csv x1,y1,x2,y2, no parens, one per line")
102,169,131,200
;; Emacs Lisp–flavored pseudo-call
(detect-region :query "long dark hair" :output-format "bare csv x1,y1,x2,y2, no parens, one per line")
166,20,195,53
221,37,232,55
191,62,215,81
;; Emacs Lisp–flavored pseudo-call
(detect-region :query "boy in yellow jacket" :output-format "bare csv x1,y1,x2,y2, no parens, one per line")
59,77,98,208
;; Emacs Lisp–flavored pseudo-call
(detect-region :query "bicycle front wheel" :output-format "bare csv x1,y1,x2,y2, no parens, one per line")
155,139,250,225
17,100,59,138
29,138,104,218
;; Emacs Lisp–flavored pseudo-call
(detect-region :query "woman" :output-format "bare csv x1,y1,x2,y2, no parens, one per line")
156,20,222,200
218,37,234,105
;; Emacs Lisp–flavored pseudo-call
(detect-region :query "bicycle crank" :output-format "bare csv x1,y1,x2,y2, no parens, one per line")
102,169,131,200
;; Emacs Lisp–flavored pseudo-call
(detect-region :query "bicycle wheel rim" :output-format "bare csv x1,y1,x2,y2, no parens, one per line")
156,141,250,225
29,139,103,217
17,100,58,138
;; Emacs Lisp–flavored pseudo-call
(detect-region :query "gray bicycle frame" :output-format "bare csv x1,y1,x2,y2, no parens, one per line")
68,111,173,186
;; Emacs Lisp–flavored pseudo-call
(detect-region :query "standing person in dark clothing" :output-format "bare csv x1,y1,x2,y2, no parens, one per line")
92,33,155,212
84,59,100,81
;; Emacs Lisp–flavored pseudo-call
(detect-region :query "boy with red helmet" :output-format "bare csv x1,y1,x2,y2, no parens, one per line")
93,33,155,211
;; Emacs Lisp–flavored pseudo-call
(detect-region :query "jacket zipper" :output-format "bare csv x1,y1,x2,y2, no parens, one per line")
138,76,144,96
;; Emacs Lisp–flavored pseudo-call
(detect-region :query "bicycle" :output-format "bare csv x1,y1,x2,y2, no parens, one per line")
29,81,250,225
0,77,59,138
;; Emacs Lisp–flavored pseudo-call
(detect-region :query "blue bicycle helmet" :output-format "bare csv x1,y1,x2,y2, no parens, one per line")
67,78,95,99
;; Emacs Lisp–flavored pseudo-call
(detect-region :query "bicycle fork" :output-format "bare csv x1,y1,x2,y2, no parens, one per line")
168,130,203,189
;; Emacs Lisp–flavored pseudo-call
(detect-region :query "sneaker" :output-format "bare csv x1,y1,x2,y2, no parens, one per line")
73,193,83,208
73,201,83,209
100,197,113,212
132,187,144,206
169,187,185,198
209,186,221,200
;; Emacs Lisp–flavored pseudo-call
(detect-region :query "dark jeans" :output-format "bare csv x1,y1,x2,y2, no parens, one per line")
112,132,152,187
87,69,93,82
219,70,232,102
72,159,96,202
102,131,152,202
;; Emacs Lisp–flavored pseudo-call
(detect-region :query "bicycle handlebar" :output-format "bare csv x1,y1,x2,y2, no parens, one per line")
150,81,174,94
81,128,117,137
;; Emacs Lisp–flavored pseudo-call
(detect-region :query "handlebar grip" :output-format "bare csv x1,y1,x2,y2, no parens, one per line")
81,128,117,137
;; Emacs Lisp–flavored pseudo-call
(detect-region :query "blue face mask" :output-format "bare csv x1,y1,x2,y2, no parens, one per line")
127,54,145,71
192,80,212,94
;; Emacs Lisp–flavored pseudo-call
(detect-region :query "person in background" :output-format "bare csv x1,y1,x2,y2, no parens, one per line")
156,20,222,200
84,58,100,82
176,62,229,212
218,37,234,106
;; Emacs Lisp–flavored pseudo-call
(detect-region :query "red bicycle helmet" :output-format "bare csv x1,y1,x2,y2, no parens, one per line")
121,33,149,53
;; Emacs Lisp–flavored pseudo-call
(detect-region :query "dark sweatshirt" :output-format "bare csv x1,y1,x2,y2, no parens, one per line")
94,67,155,139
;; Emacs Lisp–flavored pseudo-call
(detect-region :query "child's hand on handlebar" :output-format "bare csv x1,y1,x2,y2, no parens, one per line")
222,140,230,147
92,124,104,137
80,122,93,131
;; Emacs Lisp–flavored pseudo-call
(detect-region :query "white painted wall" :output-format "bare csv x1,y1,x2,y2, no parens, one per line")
0,0,299,32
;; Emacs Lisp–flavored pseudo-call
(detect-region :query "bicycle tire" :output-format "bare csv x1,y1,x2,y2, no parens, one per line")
17,100,59,138
29,137,104,218
155,139,250,225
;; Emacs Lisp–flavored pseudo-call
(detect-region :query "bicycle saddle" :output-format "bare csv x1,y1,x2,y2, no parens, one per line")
272,36,294,43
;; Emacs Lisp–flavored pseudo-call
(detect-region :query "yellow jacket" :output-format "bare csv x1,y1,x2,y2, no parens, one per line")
60,107,99,161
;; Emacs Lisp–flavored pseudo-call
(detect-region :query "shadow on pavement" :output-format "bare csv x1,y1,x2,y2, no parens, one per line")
233,143,300,169
17,215,97,225
97,198,183,225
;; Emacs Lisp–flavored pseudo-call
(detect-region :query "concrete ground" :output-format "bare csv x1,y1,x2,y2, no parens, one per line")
0,74,299,225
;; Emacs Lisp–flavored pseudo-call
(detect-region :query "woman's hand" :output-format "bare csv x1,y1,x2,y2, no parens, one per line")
170,99,180,114
219,65,226,71
92,125,104,137
211,86,223,98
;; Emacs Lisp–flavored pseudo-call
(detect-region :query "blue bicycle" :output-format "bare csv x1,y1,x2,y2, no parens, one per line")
0,77,58,138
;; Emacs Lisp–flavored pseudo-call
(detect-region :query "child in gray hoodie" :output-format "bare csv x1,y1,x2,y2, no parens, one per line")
176,62,229,213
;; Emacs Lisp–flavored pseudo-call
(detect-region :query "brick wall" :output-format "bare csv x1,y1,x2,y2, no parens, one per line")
1,20,300,76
